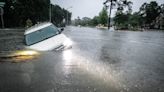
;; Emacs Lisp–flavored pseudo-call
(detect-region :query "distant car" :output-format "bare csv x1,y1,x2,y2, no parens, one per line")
24,22,72,51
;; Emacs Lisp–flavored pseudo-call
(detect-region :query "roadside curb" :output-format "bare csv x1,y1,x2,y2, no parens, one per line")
0,28,25,31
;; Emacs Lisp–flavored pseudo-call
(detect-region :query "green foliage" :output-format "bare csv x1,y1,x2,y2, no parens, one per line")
104,0,133,14
139,1,161,28
114,12,144,30
51,5,71,27
114,13,129,29
73,7,107,27
114,1,163,30
80,17,92,26
25,19,33,28
3,0,71,27
99,7,108,25
73,0,133,27
130,13,142,26
91,16,100,26
4,0,49,27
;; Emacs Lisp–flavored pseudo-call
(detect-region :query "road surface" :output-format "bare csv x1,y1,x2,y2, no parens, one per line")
0,27,164,92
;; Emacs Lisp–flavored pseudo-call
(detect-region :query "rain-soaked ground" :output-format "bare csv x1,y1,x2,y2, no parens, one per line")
0,27,164,92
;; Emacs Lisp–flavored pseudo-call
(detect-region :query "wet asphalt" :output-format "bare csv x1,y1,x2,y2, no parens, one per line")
0,26,164,92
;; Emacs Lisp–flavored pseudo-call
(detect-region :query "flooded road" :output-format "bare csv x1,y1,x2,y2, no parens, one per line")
0,27,164,92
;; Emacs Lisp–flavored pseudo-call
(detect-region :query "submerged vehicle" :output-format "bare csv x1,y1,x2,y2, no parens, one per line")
24,22,72,51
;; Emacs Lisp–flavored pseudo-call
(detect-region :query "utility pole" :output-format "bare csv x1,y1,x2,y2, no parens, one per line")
104,0,113,29
108,0,113,29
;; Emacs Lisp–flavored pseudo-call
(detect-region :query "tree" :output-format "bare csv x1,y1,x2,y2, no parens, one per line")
114,12,129,29
3,0,71,27
104,0,133,28
4,0,49,27
114,10,143,30
160,4,164,13
91,16,100,26
99,7,108,25
139,1,161,28
128,12,142,30
115,0,133,14
25,18,33,28
72,16,81,26
51,5,71,27
72,8,107,27
80,17,92,26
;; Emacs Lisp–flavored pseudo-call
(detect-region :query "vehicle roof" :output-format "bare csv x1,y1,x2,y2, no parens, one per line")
24,22,52,35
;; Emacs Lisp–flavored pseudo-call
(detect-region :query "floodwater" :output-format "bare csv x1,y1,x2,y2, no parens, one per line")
0,27,164,92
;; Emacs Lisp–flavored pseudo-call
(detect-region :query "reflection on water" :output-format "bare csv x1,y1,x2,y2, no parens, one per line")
62,50,73,78
62,49,119,89
63,50,73,64
11,55,37,62
14,50,39,56
20,63,34,85
12,50,40,63
0,50,40,63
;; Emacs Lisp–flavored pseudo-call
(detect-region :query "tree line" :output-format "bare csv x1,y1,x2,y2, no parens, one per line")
73,1,164,30
2,0,71,28
72,8,108,27
114,1,164,30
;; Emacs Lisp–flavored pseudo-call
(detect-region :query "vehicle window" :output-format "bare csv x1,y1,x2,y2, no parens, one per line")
25,25,59,45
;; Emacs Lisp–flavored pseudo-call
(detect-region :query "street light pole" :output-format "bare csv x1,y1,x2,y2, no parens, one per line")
49,3,52,22
66,6,72,26
0,2,5,28
67,11,68,25
0,7,4,28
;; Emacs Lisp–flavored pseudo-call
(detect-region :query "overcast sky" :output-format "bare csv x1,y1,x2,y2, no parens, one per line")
52,0,164,19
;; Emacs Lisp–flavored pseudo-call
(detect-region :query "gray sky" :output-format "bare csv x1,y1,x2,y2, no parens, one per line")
52,0,164,19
